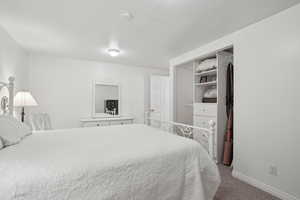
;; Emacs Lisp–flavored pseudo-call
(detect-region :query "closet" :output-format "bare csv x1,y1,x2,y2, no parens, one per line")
174,48,233,163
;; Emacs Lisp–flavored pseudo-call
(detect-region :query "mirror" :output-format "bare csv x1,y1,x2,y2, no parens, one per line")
92,82,120,118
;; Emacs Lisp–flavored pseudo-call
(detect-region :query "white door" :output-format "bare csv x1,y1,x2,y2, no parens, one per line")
149,75,170,126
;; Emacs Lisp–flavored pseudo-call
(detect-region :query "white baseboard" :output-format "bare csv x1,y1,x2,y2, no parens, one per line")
232,170,299,200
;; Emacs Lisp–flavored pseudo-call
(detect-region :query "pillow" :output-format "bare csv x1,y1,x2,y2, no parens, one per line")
0,115,31,147
0,137,3,150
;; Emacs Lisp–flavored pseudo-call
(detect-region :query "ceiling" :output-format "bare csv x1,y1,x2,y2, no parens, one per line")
0,0,299,68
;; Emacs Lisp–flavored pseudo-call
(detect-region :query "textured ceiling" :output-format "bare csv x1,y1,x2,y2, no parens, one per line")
0,0,299,68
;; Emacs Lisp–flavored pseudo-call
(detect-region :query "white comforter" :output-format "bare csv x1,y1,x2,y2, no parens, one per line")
0,124,220,200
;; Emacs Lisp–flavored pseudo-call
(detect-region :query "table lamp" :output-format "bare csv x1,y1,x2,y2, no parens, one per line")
14,91,38,122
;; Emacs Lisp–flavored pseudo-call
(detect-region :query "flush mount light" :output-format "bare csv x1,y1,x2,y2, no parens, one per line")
120,11,134,21
107,48,120,57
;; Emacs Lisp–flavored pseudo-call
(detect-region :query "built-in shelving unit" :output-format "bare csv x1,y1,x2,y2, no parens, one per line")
193,51,232,104
174,47,233,163
192,49,233,162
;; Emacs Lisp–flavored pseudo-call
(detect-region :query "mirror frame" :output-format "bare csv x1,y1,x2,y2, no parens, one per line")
92,81,121,118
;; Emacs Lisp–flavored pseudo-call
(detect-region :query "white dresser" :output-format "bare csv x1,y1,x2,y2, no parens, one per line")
193,103,217,129
80,116,134,127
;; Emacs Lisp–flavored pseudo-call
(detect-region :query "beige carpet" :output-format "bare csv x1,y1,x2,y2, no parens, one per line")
214,165,281,200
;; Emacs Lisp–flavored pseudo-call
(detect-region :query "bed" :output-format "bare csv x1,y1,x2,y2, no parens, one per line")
0,77,220,200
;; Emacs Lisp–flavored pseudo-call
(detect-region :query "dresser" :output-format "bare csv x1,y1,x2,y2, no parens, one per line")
193,103,217,129
80,116,134,127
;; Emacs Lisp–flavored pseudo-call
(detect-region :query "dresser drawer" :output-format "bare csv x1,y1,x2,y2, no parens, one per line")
82,121,110,127
194,103,217,117
80,117,134,128
110,121,122,125
120,120,132,125
193,116,216,129
110,120,131,125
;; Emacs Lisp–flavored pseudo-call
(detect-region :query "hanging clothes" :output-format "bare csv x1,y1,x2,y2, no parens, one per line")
226,63,234,117
223,63,234,166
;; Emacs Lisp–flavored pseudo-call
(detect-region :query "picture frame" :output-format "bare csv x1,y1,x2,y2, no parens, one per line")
200,76,208,83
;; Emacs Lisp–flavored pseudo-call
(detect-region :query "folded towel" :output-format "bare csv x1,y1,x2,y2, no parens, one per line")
196,58,217,72
204,87,217,98
201,58,217,67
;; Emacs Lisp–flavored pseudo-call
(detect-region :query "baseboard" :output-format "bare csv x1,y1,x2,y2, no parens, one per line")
232,170,299,200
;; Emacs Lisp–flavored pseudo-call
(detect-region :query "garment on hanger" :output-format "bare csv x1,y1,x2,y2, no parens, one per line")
226,63,234,117
223,62,234,166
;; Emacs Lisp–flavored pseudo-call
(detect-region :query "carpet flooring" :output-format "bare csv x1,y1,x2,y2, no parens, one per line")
214,165,281,200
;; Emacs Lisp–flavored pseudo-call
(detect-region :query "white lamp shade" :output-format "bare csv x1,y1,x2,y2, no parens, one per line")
14,91,38,107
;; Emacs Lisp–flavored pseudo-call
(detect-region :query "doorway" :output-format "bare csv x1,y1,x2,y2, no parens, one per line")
149,75,170,125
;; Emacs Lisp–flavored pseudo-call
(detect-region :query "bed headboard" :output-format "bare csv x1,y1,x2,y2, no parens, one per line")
0,76,15,116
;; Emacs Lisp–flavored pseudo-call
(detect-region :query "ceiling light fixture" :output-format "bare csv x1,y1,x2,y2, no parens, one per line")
107,48,121,57
120,11,134,21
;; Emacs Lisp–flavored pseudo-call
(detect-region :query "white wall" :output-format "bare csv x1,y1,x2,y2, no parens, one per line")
170,4,300,200
27,54,168,129
0,26,28,89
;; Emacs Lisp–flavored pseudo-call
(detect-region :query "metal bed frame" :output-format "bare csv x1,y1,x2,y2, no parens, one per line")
0,77,218,162
145,112,217,162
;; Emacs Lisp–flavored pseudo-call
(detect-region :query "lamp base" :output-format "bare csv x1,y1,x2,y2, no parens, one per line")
21,107,25,123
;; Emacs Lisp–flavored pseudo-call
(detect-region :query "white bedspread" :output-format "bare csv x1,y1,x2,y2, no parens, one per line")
0,124,220,200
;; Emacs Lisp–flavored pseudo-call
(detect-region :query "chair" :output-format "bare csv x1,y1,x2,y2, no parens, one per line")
30,113,52,131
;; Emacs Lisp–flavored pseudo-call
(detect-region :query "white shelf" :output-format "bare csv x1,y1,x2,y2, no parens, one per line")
195,69,217,76
195,81,217,86
194,102,217,105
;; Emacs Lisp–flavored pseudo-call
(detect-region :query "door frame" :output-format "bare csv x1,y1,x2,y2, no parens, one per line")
149,75,170,123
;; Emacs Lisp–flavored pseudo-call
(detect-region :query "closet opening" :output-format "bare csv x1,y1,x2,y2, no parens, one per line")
173,46,234,165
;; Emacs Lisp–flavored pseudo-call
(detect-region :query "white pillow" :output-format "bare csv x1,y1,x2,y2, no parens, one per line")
0,115,31,146
0,137,3,150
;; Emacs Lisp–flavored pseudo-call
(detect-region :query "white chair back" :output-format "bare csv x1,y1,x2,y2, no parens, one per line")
30,113,52,131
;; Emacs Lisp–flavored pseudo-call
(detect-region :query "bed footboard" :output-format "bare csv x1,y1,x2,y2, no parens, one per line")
145,113,217,163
